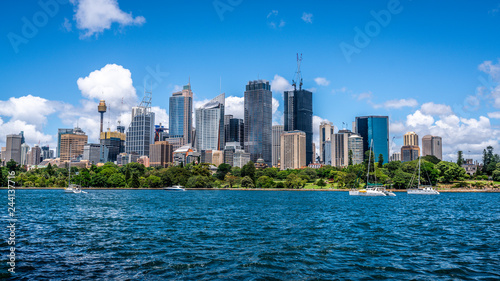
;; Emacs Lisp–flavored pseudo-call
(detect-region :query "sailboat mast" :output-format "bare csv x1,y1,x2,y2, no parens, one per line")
68,143,71,185
367,139,373,184
418,154,421,186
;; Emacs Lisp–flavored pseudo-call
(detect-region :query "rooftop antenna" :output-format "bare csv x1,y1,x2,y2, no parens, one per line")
292,53,303,91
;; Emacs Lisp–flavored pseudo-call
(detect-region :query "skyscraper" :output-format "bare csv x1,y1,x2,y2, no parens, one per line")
319,121,334,164
272,125,284,167
224,114,233,143
195,93,225,152
404,132,419,146
21,143,30,166
60,127,88,162
422,135,442,160
5,134,22,164
280,130,306,170
332,129,352,167
244,80,272,166
29,145,41,166
150,141,173,167
101,129,126,162
126,92,155,157
348,134,364,165
169,83,193,144
284,88,313,165
355,116,389,164
401,131,420,162
228,118,244,148
57,128,73,158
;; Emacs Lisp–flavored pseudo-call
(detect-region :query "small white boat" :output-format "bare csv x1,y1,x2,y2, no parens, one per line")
65,184,86,194
164,185,186,191
407,186,440,195
349,185,396,196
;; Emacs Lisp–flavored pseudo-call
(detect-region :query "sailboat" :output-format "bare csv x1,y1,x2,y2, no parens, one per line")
349,140,396,197
407,156,439,195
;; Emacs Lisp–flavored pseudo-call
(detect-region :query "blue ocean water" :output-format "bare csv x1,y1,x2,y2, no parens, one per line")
1,190,500,280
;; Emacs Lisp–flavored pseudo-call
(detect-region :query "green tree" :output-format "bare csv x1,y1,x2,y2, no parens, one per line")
316,178,327,187
422,155,441,164
378,154,384,167
90,173,107,187
6,159,18,172
457,151,464,166
285,173,306,189
348,150,353,166
45,163,54,176
107,173,126,187
146,175,162,188
185,175,210,188
224,173,237,188
215,163,232,180
241,176,255,188
264,167,278,179
277,170,289,180
125,169,131,182
241,161,256,180
129,173,140,188
256,176,275,188
299,168,317,181
436,161,466,183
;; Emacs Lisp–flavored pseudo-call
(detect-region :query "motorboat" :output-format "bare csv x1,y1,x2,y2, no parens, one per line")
164,185,186,191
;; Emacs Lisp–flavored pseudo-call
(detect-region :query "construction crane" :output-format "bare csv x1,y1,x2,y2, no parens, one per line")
292,53,303,91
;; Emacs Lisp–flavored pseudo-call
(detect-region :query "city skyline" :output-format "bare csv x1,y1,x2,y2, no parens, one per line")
2,1,500,162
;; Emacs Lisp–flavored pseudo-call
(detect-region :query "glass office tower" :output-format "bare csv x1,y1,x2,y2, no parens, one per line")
355,116,389,164
284,89,313,165
169,84,193,144
195,94,225,151
244,80,272,166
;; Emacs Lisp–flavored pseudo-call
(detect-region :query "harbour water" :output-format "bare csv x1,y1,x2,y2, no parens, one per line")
2,190,499,280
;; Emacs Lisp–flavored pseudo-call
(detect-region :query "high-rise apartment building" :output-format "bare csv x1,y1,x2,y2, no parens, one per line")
348,134,363,165
355,116,389,164
195,94,225,152
244,80,272,166
169,83,193,144
333,129,352,167
284,89,313,165
29,145,42,166
422,135,442,160
150,141,173,167
280,130,306,170
319,121,334,164
60,127,88,162
5,134,23,164
126,93,155,157
272,125,283,168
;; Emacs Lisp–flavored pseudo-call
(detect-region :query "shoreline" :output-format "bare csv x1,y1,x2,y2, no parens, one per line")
1,187,499,192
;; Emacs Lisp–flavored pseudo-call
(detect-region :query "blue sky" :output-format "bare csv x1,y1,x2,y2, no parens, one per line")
1,0,500,161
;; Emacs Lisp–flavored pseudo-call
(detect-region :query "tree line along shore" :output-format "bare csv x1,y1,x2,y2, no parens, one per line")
2,153,500,190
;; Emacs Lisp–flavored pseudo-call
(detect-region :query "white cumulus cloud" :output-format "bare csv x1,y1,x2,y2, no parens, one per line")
314,77,330,86
271,74,293,93
420,102,453,116
301,12,313,23
71,0,146,38
383,98,418,109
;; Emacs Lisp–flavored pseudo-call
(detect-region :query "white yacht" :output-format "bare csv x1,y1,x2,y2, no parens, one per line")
63,144,86,194
349,140,395,197
407,156,440,195
164,185,186,191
